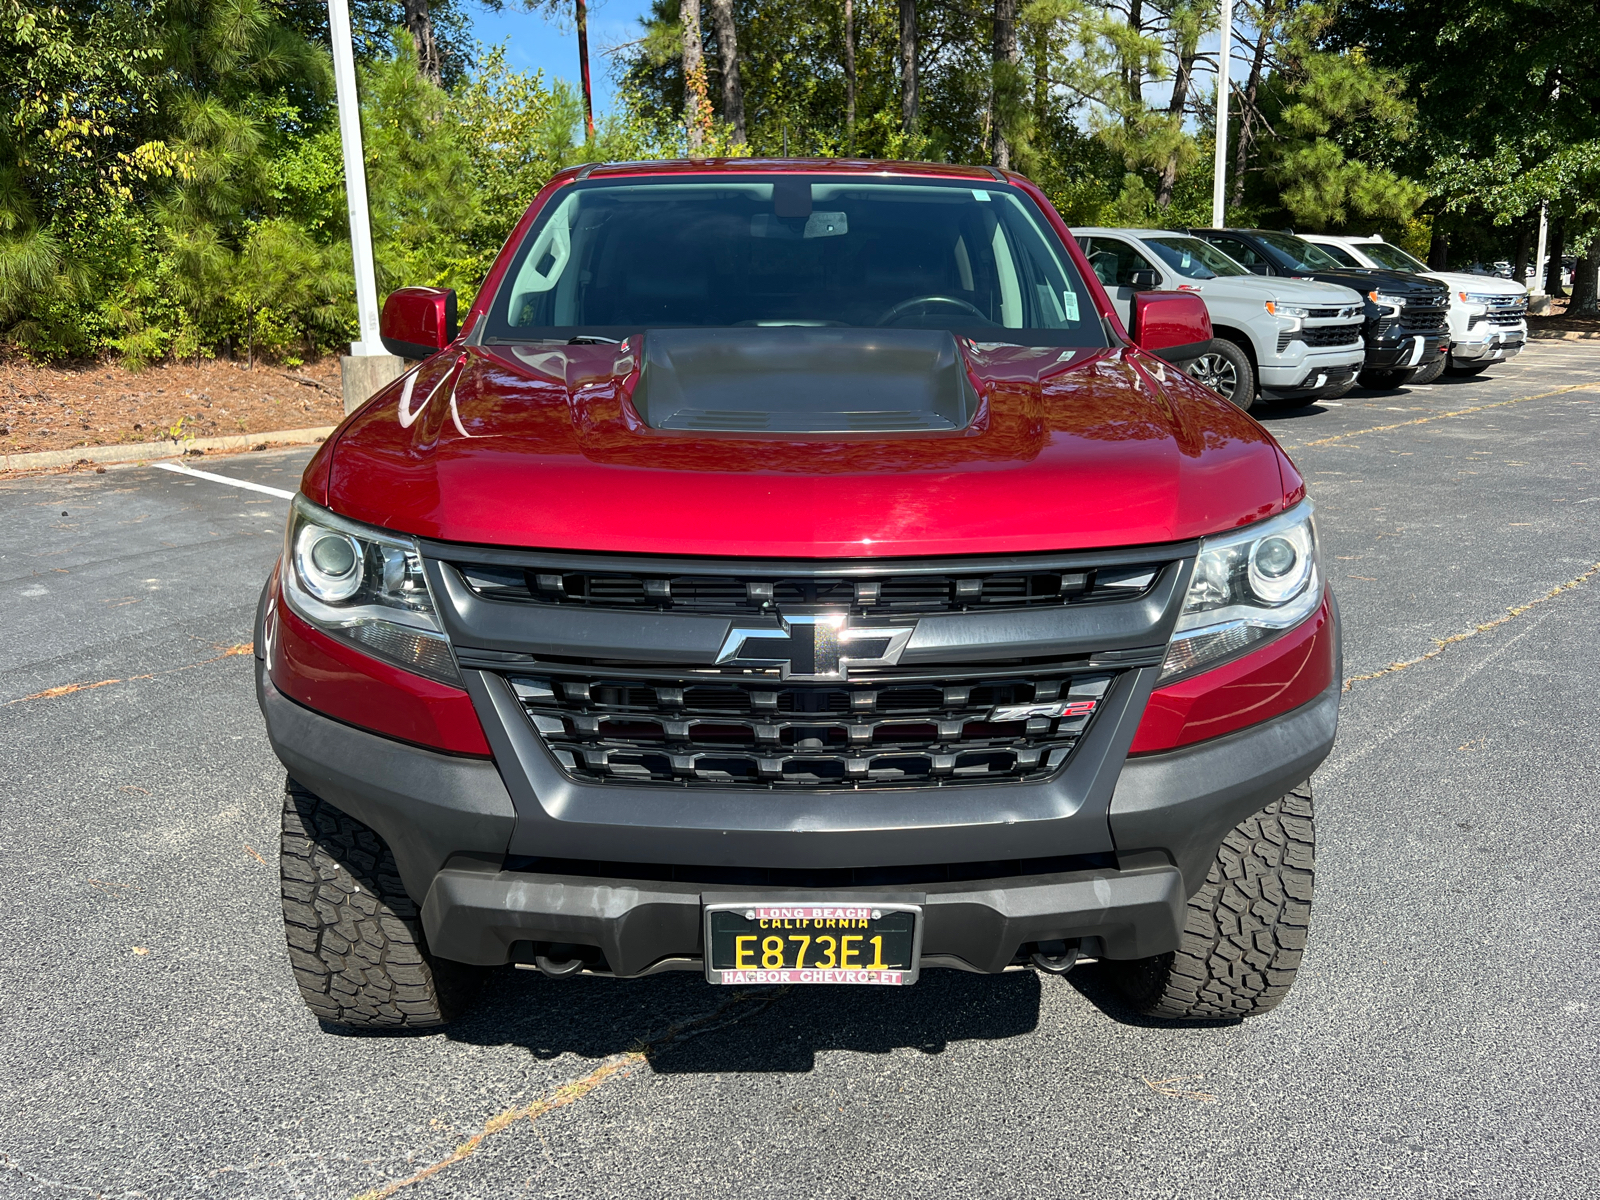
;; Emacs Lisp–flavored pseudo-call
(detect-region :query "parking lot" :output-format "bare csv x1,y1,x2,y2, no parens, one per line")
3,339,1598,1199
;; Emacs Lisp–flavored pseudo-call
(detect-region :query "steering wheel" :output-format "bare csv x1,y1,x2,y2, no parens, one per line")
875,295,990,326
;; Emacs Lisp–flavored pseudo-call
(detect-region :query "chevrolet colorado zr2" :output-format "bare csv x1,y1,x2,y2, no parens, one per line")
256,160,1339,1029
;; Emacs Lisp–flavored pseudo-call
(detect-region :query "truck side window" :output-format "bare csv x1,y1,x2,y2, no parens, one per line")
1081,237,1159,287
1209,236,1267,273
1316,243,1363,267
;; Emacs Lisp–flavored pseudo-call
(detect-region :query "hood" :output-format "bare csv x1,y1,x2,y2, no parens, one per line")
1297,266,1447,299
1425,271,1528,297
1190,274,1364,307
309,339,1296,559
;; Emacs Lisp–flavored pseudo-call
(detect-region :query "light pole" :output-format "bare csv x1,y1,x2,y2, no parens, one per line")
328,0,405,411
1210,0,1233,229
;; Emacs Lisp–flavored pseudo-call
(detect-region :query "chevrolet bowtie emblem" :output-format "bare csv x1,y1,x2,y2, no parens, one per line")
715,613,916,680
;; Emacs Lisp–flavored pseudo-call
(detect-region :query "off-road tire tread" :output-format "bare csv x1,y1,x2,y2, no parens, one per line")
1110,784,1314,1020
280,779,477,1028
1408,356,1447,385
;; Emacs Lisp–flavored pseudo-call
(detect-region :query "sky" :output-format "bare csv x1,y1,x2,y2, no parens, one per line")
460,4,1253,139
465,0,657,115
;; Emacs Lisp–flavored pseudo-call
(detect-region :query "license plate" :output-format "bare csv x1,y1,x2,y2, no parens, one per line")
704,901,922,985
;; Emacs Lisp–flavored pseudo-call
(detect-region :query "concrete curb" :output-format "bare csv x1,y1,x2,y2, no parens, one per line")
0,425,335,473
1528,329,1600,341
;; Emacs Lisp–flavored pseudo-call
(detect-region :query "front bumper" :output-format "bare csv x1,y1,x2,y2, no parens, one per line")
258,658,1340,976
1451,327,1526,362
1364,329,1448,371
1258,346,1366,393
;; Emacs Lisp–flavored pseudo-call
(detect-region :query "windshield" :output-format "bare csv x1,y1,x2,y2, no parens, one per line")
1358,242,1429,273
1142,236,1248,279
1255,231,1349,272
484,175,1103,346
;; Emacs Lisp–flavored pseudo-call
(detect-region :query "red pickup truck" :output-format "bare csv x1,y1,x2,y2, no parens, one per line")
256,160,1337,1029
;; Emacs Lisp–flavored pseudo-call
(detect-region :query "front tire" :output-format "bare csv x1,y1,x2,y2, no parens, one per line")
1107,785,1315,1020
280,779,481,1029
1408,356,1447,385
1185,339,1256,409
1357,367,1417,390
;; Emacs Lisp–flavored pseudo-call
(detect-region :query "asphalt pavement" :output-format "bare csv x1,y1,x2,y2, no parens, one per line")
2,342,1597,1199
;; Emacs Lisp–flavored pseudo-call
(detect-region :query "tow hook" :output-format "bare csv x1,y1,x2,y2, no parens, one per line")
1030,940,1081,975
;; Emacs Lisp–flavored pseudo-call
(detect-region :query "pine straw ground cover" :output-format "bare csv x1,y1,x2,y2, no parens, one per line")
0,356,345,457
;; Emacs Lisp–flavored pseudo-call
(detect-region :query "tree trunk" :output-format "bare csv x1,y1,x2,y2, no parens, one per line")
576,0,595,141
992,0,1018,170
1428,229,1449,271
844,0,856,147
1156,39,1197,207
1230,0,1276,209
1571,235,1599,316
1125,0,1143,123
681,0,706,152
1545,216,1567,297
899,0,918,134
707,0,745,144
1511,221,1532,288
403,0,441,84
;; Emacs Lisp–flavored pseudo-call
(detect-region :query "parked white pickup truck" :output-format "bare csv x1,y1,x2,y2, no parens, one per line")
1074,227,1366,408
1302,235,1528,380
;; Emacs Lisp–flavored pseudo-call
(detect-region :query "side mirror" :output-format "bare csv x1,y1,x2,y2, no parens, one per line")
1248,263,1272,275
380,287,458,360
1131,291,1212,364
1129,268,1159,290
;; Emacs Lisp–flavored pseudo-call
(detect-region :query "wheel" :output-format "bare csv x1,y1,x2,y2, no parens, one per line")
1408,356,1447,385
1446,358,1491,375
1356,367,1417,389
1184,339,1255,409
280,778,481,1029
1106,785,1314,1020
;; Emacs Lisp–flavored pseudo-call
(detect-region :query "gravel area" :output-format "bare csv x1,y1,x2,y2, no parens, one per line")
0,357,343,457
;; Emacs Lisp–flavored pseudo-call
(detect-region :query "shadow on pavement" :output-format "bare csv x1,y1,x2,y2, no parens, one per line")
1062,962,1240,1030
440,966,1047,1073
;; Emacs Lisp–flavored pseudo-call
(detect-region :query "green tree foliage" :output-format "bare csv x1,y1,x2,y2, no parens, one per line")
15,0,1588,366
1338,0,1600,274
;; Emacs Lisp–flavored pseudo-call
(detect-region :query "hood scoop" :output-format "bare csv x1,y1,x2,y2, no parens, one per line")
630,327,979,434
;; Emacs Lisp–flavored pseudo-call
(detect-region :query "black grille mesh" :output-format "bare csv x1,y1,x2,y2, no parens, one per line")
1277,324,1363,352
510,670,1114,789
457,563,1161,615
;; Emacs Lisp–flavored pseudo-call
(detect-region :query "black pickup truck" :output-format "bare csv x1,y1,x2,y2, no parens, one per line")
1188,227,1451,391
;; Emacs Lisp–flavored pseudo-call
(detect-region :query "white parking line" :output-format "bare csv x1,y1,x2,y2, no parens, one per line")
154,461,295,499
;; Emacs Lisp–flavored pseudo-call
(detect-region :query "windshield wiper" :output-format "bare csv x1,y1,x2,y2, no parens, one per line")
567,334,621,345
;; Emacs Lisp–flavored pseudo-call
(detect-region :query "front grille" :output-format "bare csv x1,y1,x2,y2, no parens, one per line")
457,562,1162,615
1487,311,1526,326
1304,307,1351,319
1402,307,1449,333
509,668,1114,789
1278,324,1363,352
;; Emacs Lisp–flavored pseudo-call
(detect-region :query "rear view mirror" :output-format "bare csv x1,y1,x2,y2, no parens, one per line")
1249,263,1272,275
380,287,458,360
1129,269,1158,289
1130,291,1212,364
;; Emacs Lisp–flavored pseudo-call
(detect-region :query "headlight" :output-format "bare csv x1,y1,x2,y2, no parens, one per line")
1160,500,1322,680
281,495,461,685
1368,291,1407,316
1264,301,1310,320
